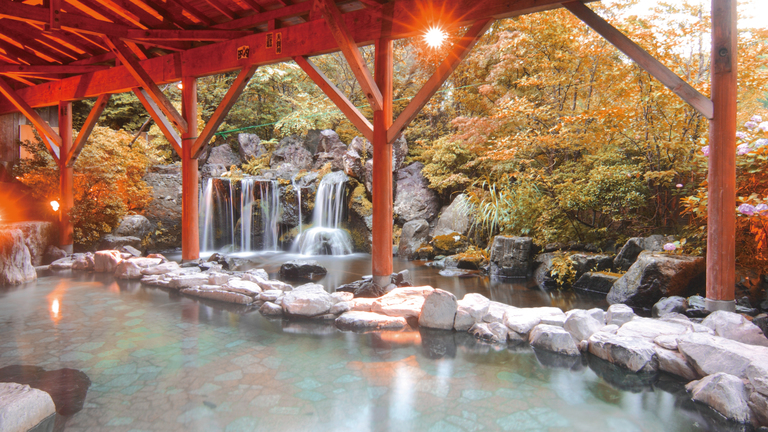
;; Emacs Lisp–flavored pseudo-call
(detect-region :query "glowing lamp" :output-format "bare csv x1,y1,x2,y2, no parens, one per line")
177,82,183,90
424,26,447,48
50,200,60,211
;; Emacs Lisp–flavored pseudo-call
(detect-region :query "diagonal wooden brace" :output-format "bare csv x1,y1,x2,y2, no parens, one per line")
66,93,111,167
0,77,61,162
319,0,383,112
133,87,183,156
388,18,493,143
564,1,713,120
295,55,374,142
192,65,258,159
104,36,189,134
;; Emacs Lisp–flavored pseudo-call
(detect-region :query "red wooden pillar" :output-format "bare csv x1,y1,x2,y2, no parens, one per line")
371,38,393,287
58,101,74,254
706,0,737,311
181,76,200,261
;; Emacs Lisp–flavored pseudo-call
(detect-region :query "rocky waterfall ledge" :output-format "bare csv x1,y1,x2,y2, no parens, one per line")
46,250,768,429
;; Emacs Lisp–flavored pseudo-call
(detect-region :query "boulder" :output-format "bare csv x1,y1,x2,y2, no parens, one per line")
206,144,242,167
8,221,55,266
605,304,636,326
282,283,335,317
335,311,407,331
652,296,688,318
222,279,262,296
371,286,433,318
563,309,604,342
343,148,364,180
43,245,67,265
453,293,491,331
312,130,347,171
391,136,408,172
654,346,700,380
363,159,373,195
587,332,659,373
607,251,705,308
141,261,180,275
529,324,580,356
98,234,142,252
348,136,372,158
418,289,458,330
701,310,768,347
748,391,768,427
0,382,56,432
469,322,510,344
0,229,36,285
270,135,312,173
616,317,691,342
614,234,675,271
676,332,768,379
573,272,620,295
142,164,182,251
259,301,283,316
71,253,94,271
483,301,516,324
503,307,566,337
114,215,152,240
488,236,534,278
754,314,768,338
181,287,254,305
534,252,613,290
430,233,469,256
397,219,429,260
433,194,472,237
168,273,209,289
237,133,266,161
393,162,440,224
93,250,122,273
114,260,143,280
278,260,327,280
686,372,751,423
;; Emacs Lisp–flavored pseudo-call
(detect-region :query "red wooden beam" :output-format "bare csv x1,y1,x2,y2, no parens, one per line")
205,0,239,20
180,75,199,261
166,0,216,26
0,77,62,160
58,101,73,252
706,0,737,310
0,64,110,74
294,55,373,142
192,64,258,158
212,2,311,30
319,0,382,112
125,28,250,41
388,18,493,143
564,1,714,120
104,36,188,133
132,87,183,156
66,93,110,167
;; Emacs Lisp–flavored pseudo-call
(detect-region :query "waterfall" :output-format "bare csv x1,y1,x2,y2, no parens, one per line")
200,177,282,253
292,177,303,236
293,171,353,255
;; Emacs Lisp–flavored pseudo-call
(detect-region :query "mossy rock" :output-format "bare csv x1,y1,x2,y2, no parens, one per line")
416,245,435,260
453,248,490,270
431,233,469,255
349,182,372,218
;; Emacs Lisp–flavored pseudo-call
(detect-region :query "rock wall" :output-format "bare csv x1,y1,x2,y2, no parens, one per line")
0,228,36,285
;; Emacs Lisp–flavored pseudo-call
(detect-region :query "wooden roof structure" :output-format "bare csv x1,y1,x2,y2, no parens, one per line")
0,0,739,311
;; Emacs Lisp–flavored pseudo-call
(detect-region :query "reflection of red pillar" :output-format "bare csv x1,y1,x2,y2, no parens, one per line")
58,101,74,253
371,38,393,287
181,77,199,261
706,0,737,311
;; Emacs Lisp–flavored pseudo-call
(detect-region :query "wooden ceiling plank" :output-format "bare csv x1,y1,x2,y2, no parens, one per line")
123,39,192,51
204,0,240,20
3,74,38,87
0,40,49,66
166,0,216,26
132,86,182,155
0,64,109,74
319,0,382,111
0,25,73,64
104,0,168,29
0,1,130,38
66,93,110,166
240,0,266,13
103,36,188,133
192,64,257,158
388,18,492,142
132,0,193,30
68,51,116,65
126,29,249,41
212,2,311,29
0,77,62,158
295,55,373,141
70,0,145,28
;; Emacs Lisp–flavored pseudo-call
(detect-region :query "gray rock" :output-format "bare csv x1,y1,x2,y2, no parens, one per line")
392,136,408,172
588,332,659,373
98,234,142,252
363,159,373,195
278,260,327,280
222,279,262,296
93,250,122,273
433,194,472,237
573,272,621,294
114,260,143,280
8,221,55,266
654,346,700,380
371,286,433,318
71,253,94,271
282,284,334,317
753,314,768,338
606,304,636,326
181,287,254,305
489,236,534,278
259,301,283,316
453,293,491,331
398,219,429,260
312,130,347,171
394,162,440,224
469,322,509,344
504,307,566,338
141,261,180,275
207,144,242,167
0,229,36,285
270,135,312,173
534,252,613,289
43,245,67,265
114,215,152,240
349,136,372,159
529,324,580,356
343,148,364,180
0,382,56,432
121,245,142,257
616,317,691,341
142,164,182,251
686,372,751,423
749,391,768,427
483,301,516,323
614,235,674,271
564,309,604,342
701,310,768,347
335,311,407,331
652,296,688,317
676,332,768,379
607,251,705,308
419,289,458,330
237,133,266,161
168,273,209,289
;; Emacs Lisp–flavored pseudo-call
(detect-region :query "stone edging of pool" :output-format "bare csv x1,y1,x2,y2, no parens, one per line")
48,250,768,429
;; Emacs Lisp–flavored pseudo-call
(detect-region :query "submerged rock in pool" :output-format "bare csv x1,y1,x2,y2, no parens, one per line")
278,260,328,280
335,311,407,331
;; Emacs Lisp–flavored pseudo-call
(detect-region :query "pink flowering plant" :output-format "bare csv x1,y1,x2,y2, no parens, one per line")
682,111,768,271
662,238,686,254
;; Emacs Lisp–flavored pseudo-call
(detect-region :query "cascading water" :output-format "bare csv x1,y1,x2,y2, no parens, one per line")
292,177,303,236
293,171,353,255
200,177,282,253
